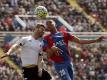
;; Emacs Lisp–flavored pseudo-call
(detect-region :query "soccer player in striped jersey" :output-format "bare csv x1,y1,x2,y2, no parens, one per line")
42,20,105,80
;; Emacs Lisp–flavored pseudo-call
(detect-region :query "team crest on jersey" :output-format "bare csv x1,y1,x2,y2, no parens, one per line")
55,40,65,46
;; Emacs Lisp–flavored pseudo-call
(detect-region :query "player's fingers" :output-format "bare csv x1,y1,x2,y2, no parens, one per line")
0,54,8,59
0,55,6,59
97,36,105,42
55,51,60,56
54,47,63,52
0,59,5,63
55,51,62,56
51,47,59,52
38,69,42,77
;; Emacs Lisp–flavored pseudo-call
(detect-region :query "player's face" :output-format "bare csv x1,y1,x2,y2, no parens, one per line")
46,21,55,31
38,26,45,36
34,26,45,37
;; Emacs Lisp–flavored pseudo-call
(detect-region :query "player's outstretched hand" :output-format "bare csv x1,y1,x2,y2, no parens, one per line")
38,68,42,77
96,36,105,42
51,46,63,56
0,54,8,59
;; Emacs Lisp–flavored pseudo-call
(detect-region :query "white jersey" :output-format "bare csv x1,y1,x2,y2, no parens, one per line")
16,35,42,66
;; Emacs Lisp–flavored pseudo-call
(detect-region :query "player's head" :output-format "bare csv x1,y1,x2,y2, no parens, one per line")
46,20,57,33
34,24,46,37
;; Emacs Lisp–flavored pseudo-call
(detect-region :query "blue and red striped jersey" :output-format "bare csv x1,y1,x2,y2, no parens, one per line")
43,31,74,63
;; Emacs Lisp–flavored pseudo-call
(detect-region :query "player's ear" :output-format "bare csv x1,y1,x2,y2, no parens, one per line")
32,27,36,32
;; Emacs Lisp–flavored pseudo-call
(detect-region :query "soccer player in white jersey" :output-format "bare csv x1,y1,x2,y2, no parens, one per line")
2,24,51,80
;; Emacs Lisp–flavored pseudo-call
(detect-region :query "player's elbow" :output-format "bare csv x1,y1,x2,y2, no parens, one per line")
73,40,82,44
10,44,19,51
72,37,82,44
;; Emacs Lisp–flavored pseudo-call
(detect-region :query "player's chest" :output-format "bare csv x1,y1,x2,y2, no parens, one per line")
24,39,42,50
49,33,66,46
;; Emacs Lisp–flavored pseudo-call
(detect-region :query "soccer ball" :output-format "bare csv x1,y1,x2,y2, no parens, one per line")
35,6,48,18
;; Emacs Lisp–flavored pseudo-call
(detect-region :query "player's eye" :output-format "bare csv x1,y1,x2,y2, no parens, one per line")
39,28,45,32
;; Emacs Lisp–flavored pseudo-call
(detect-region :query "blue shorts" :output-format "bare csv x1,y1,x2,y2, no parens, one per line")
54,61,74,80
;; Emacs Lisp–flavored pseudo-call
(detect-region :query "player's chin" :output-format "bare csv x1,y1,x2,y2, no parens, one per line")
46,28,51,31
39,33,44,36
41,34,45,37
39,35,43,37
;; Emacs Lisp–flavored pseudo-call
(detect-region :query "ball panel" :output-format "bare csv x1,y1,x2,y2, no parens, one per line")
35,6,48,18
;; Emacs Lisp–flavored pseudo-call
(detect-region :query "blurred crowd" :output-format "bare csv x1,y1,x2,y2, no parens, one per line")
0,0,107,80
77,0,107,29
0,0,103,32
70,43,107,80
0,60,23,80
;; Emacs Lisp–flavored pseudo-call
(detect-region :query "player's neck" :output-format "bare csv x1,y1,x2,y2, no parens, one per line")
32,34,40,40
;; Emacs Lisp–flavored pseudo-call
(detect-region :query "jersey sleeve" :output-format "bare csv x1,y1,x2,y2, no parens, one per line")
15,37,26,46
63,32,74,41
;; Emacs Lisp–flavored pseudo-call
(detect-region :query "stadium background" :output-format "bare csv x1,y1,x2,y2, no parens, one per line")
0,0,107,80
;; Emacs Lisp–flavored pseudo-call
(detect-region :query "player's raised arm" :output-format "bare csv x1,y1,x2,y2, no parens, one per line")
64,32,105,44
0,43,20,59
1,38,25,58
7,43,21,55
72,35,105,44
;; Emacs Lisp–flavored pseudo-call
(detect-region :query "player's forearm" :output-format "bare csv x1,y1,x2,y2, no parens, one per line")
73,35,104,44
6,44,19,55
79,39,98,44
45,48,54,58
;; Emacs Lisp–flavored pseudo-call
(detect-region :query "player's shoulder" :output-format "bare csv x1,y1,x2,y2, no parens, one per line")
60,31,74,38
22,35,31,39
59,31,68,36
59,31,67,34
43,33,51,39
20,35,31,41
15,36,30,45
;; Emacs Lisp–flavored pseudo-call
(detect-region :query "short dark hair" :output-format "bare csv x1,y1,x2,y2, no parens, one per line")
35,24,45,29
